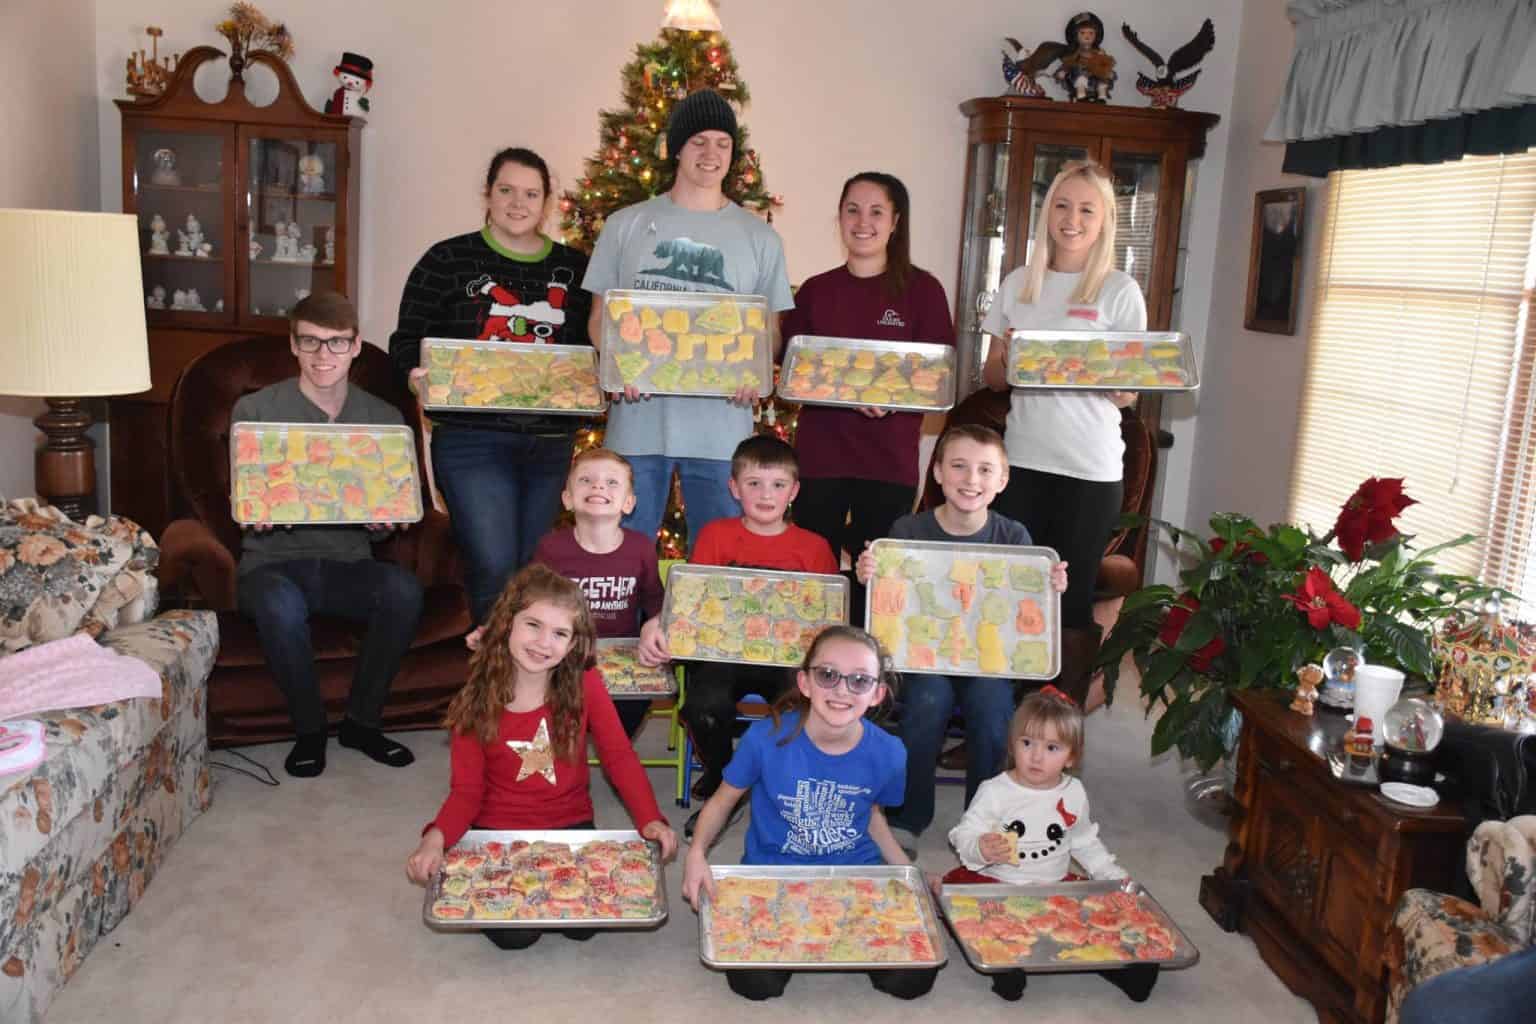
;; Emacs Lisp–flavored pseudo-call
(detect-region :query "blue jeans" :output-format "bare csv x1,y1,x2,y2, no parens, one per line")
1400,946,1536,1024
236,558,424,736
431,424,572,623
889,672,1016,836
622,455,737,554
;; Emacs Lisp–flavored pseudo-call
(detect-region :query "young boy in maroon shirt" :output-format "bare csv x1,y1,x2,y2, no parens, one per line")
681,436,838,837
468,449,669,737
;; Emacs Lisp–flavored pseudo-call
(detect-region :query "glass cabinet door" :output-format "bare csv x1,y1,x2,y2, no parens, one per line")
243,134,343,321
130,127,231,320
1025,140,1095,270
955,141,1010,396
1106,148,1167,304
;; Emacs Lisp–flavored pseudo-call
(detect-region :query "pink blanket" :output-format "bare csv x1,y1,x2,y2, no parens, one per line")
0,634,164,721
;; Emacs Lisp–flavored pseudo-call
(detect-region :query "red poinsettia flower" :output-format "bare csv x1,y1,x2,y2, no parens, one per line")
1334,477,1417,561
1157,594,1227,672
1282,567,1362,630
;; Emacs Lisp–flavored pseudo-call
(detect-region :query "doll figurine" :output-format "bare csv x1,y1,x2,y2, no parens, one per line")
146,285,166,309
1054,12,1117,103
297,242,318,263
171,288,188,310
150,147,180,186
148,214,170,255
298,154,326,195
184,288,204,311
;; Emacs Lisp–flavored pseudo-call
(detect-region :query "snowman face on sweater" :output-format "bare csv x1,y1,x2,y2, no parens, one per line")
1001,794,1080,863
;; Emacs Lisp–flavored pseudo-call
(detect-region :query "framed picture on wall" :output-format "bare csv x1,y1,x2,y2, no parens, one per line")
1245,187,1305,335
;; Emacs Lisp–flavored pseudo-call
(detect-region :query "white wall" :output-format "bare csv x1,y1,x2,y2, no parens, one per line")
92,0,1246,523
0,0,101,500
1182,0,1314,547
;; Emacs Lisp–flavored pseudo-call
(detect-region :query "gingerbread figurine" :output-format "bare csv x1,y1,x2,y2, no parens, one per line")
1290,662,1324,716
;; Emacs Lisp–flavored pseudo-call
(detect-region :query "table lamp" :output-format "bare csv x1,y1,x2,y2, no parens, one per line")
0,210,151,521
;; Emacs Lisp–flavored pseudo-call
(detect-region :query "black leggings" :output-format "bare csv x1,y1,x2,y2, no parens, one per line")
681,663,793,795
726,967,939,1001
993,466,1122,629
793,477,916,626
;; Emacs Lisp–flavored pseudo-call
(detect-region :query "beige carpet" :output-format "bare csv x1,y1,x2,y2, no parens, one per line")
48,696,1315,1023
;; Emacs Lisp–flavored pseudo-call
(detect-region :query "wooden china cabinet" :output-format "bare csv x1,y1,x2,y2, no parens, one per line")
952,96,1219,435
110,46,362,538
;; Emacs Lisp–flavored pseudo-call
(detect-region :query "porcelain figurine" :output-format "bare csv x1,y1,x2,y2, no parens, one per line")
145,285,166,309
297,154,326,195
150,147,180,186
148,214,170,255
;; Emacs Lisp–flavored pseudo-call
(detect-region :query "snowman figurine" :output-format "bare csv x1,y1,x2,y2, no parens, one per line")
148,214,170,255
324,53,374,117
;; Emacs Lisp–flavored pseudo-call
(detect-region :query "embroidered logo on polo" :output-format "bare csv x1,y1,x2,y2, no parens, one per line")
877,309,906,328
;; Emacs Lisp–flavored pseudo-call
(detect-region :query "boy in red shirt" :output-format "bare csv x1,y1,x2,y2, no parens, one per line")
682,436,838,836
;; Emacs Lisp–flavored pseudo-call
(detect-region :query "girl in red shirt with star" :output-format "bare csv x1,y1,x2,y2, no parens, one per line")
406,564,677,948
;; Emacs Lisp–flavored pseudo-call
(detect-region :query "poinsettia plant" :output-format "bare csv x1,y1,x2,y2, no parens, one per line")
1097,478,1502,771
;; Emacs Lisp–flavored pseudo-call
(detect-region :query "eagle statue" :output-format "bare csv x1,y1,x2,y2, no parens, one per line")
1121,19,1215,109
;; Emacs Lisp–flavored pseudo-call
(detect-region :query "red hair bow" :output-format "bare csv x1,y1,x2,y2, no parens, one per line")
1039,684,1077,707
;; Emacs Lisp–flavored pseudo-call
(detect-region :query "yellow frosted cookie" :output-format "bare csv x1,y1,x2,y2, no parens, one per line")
606,297,632,320
662,309,690,333
696,299,744,334
705,335,731,362
744,307,766,330
639,307,661,329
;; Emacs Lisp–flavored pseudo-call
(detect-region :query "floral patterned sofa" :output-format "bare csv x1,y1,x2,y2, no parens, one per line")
1387,814,1536,1023
0,500,217,1022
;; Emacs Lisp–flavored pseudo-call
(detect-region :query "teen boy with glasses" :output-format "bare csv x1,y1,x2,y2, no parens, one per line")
232,292,424,778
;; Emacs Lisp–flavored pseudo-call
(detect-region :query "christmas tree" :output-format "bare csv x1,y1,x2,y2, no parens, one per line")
563,8,794,559
559,26,780,250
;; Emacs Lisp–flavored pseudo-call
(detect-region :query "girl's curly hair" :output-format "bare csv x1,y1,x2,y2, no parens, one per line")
443,563,595,761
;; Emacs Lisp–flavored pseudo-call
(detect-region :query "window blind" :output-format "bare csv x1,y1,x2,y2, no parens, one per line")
1289,152,1536,599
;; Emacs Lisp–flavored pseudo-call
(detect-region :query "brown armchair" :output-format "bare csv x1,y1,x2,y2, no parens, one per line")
920,388,1159,705
157,335,471,747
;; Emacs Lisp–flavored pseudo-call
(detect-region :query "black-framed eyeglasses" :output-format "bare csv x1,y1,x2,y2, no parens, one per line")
294,333,357,354
807,664,880,695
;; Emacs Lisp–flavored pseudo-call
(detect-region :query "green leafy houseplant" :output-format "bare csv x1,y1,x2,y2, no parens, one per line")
1097,478,1500,771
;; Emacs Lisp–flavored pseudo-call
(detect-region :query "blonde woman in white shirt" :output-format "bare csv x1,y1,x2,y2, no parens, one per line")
981,161,1146,698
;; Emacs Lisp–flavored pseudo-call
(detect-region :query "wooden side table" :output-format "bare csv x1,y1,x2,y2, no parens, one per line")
1199,690,1470,1024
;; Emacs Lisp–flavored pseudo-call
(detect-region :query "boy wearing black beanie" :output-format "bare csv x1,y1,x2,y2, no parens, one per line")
582,90,794,553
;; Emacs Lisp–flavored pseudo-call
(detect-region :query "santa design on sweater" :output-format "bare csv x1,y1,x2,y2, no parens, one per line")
469,266,573,342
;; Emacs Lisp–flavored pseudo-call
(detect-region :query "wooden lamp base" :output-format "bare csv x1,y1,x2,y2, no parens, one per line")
34,397,96,522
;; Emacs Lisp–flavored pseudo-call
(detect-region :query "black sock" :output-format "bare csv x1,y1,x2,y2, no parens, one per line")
337,719,415,767
285,733,327,778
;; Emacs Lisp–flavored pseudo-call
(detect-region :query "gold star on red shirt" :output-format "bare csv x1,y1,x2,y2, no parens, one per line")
507,719,557,785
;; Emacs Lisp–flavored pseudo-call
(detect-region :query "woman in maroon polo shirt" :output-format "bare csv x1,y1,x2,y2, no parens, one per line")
781,172,956,611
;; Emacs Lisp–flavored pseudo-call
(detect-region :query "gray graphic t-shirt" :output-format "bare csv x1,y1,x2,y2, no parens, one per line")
582,194,794,460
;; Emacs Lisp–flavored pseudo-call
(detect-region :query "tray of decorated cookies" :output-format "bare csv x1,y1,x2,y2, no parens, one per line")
594,638,677,697
1006,331,1199,392
418,338,605,415
700,865,948,970
230,421,423,526
864,540,1060,680
939,880,1199,973
598,289,773,397
660,566,849,668
423,830,667,930
777,336,957,413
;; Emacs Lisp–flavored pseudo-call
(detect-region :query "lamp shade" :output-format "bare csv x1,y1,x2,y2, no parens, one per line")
662,0,722,32
0,210,151,398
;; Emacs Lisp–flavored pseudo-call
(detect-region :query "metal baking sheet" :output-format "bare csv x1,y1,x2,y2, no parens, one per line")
778,335,957,413
422,829,667,930
595,637,678,697
661,565,850,668
864,540,1060,680
229,421,423,526
1006,331,1199,392
419,338,606,415
699,865,949,970
598,289,773,397
939,880,1199,973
